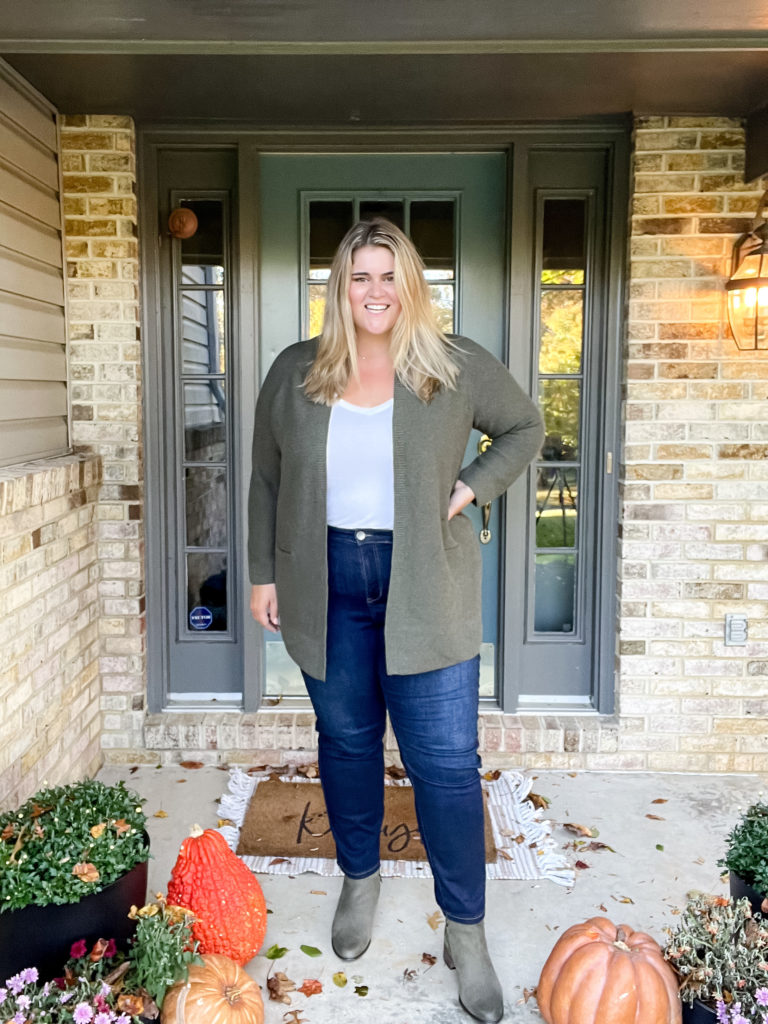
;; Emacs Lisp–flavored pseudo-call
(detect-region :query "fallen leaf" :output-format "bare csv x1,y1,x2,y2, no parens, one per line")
497,848,513,861
113,818,131,835
267,972,296,1005
617,896,635,904
283,1012,308,1024
1,824,14,841
129,766,139,774
656,844,665,851
426,910,444,931
30,802,52,819
421,953,437,967
300,944,322,957
298,979,323,997
332,971,348,988
73,861,100,883
354,985,369,997
179,760,203,769
297,763,319,779
247,764,269,774
523,987,537,1003
574,860,590,870
310,890,327,895
153,809,168,819
693,856,705,865
176,779,187,784
645,814,665,821
597,903,608,912
217,818,234,828
651,798,668,804
385,764,408,780
265,944,289,960
483,770,501,781
90,823,107,839
528,792,551,810
269,857,291,866
263,697,282,706
563,822,598,837
32,822,44,838
403,968,418,983
585,841,614,853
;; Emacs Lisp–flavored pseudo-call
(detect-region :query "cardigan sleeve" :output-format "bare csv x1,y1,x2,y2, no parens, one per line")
456,340,545,508
247,362,282,585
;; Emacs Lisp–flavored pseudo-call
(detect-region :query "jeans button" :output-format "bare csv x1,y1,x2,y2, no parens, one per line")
355,530,366,541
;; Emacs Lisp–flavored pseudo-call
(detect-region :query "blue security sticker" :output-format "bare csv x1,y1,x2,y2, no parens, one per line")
189,606,214,630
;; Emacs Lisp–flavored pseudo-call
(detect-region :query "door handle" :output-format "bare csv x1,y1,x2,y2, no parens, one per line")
478,434,492,544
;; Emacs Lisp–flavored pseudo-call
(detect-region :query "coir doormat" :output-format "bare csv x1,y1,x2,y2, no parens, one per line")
218,768,575,885
234,774,496,864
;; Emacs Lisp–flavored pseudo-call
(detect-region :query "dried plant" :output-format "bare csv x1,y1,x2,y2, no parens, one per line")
663,894,768,1022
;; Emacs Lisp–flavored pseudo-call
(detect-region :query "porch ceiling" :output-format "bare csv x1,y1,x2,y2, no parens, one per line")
2,0,768,123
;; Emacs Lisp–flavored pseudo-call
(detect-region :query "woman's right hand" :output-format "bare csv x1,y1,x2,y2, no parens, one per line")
250,583,280,633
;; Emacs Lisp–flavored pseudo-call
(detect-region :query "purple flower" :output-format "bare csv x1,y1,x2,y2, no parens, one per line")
0,988,6,1005
716,1001,729,1024
60,991,73,1004
94,1013,113,1024
13,1012,25,1024
7,975,24,996
16,995,30,1010
73,1002,94,1024
116,1016,131,1024
732,1015,748,1024
757,989,768,1008
19,969,37,985
99,982,111,999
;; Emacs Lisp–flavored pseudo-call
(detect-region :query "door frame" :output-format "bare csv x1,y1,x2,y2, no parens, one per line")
139,121,629,715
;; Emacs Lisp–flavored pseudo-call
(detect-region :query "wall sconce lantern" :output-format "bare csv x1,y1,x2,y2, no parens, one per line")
725,188,768,350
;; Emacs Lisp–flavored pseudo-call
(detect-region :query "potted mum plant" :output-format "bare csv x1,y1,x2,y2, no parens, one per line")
719,801,768,917
663,893,768,1023
0,778,149,979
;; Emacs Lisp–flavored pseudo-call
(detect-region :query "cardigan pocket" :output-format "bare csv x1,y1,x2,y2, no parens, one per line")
442,512,471,550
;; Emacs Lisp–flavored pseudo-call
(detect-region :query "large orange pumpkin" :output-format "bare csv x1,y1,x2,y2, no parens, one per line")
161,953,264,1024
167,826,268,966
537,916,681,1024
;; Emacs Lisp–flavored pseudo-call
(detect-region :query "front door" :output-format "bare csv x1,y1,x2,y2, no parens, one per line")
258,153,510,702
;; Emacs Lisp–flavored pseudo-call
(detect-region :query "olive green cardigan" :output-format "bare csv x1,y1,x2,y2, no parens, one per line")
248,336,544,680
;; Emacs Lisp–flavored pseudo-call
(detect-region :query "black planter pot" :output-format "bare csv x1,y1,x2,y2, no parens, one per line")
682,998,716,1023
0,840,148,981
730,870,767,917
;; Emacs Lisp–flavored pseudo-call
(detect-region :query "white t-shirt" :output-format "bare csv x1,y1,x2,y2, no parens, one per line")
326,398,394,529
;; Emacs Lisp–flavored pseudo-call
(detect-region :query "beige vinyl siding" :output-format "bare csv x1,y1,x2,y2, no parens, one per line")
0,59,67,467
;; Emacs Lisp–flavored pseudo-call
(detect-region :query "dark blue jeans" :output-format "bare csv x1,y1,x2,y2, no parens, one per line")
301,526,485,923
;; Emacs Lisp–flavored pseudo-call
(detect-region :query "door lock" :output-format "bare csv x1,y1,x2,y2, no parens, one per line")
478,433,492,544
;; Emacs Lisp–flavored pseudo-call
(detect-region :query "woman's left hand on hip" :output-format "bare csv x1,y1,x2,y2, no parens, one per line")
447,480,476,520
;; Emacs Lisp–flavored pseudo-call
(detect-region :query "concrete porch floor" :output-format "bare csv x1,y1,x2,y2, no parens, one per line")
97,763,765,1023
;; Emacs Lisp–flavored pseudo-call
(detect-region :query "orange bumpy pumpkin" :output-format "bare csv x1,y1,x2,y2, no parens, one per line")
537,916,681,1024
166,826,267,966
161,953,264,1024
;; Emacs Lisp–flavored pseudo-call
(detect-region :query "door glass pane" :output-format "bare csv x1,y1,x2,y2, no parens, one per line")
534,554,576,633
539,380,580,460
411,200,454,270
183,381,226,462
181,290,225,374
187,552,227,632
309,200,354,270
180,199,224,264
536,467,578,548
539,290,583,374
308,283,327,337
359,200,405,228
186,466,228,548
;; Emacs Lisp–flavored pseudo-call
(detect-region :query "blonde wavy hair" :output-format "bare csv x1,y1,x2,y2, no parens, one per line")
303,218,459,404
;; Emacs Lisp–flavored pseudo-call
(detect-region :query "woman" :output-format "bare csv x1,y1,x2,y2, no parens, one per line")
249,218,543,1024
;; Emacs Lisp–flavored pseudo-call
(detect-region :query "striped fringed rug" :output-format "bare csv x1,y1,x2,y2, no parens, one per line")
218,768,574,887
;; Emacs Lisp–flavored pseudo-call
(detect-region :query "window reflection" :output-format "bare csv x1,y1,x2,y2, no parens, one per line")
183,381,226,462
181,290,225,374
534,554,576,633
536,467,578,548
539,290,583,374
186,466,227,548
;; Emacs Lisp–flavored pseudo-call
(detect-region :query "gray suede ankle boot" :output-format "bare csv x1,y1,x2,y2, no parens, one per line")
443,919,504,1023
331,873,381,960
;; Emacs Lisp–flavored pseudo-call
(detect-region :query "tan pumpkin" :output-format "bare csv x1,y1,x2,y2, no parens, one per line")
537,916,681,1024
161,953,264,1024
167,826,268,965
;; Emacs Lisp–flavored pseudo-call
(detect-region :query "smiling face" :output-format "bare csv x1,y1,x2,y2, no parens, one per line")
348,244,402,342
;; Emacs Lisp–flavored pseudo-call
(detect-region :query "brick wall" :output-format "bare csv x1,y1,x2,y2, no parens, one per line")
618,116,768,772
0,456,102,810
60,116,146,757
